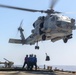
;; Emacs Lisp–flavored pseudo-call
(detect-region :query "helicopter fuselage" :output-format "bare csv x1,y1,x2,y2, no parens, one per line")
9,14,76,49
0,0,76,49
25,14,75,45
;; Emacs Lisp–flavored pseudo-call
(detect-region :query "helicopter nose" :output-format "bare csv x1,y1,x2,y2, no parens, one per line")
71,18,75,23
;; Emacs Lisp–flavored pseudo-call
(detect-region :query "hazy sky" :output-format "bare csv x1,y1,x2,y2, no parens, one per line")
0,0,76,66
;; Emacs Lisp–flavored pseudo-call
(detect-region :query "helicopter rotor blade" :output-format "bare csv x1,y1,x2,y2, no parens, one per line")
50,0,58,10
18,20,24,31
0,4,45,13
20,20,23,28
0,4,60,14
63,12,76,14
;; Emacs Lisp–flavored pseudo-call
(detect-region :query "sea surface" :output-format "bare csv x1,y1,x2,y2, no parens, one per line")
39,65,76,71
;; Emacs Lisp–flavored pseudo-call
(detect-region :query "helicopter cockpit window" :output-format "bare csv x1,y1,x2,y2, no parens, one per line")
33,23,35,28
38,16,45,20
61,16,70,21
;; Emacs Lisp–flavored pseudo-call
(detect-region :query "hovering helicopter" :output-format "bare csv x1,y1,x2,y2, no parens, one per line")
0,0,76,49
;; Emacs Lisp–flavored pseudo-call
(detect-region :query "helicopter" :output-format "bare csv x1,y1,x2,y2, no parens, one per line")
0,0,76,49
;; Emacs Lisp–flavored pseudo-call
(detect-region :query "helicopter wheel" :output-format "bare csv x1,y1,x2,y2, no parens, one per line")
67,34,72,39
42,35,46,40
35,41,39,49
35,46,39,49
63,38,68,43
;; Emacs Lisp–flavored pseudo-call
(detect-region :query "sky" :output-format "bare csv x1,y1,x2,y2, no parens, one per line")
0,0,76,66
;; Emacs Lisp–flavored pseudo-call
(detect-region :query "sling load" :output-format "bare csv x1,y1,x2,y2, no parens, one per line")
45,53,50,61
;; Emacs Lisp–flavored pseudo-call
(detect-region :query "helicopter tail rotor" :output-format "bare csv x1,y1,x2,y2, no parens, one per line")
18,20,25,42
18,20,23,31
14,20,25,44
15,20,24,37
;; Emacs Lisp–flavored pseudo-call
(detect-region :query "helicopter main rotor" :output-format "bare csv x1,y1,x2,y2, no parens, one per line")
0,0,61,14
0,0,75,15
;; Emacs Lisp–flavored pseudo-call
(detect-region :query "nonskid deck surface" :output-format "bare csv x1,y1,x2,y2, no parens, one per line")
0,71,76,75
0,68,52,71
0,68,76,75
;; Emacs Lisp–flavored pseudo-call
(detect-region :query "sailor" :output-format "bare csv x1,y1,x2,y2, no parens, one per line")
28,54,34,70
33,55,37,70
22,55,29,69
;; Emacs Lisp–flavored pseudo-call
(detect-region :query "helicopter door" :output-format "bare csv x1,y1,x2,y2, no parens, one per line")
50,16,56,25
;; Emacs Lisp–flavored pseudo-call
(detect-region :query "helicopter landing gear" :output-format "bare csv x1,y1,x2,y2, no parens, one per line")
35,42,39,49
42,34,46,40
63,34,72,43
63,38,68,43
35,46,39,49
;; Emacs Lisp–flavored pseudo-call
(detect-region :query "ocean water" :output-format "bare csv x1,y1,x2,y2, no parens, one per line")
39,65,76,71
52,65,76,71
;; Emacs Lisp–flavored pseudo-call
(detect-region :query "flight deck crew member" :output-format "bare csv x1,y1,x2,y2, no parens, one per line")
33,55,37,70
22,55,28,69
28,54,34,70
